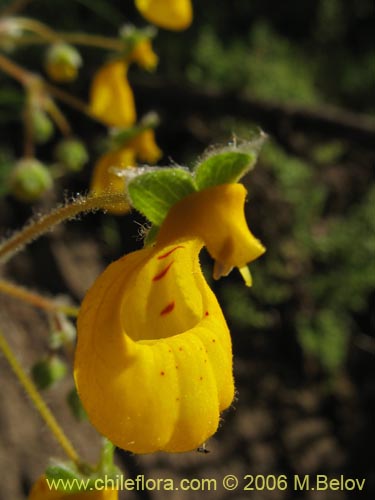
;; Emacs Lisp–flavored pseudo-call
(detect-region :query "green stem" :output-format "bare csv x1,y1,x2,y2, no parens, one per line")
8,18,124,51
0,328,81,465
0,193,129,264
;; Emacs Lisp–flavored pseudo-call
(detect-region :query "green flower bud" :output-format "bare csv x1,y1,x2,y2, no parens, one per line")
54,138,88,172
10,158,53,203
45,43,82,83
67,387,87,421
31,109,54,144
31,356,67,390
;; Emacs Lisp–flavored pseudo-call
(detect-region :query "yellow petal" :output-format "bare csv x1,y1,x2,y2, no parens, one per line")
28,475,118,499
129,39,158,71
74,241,234,453
89,61,136,127
90,148,135,215
135,0,192,31
129,129,162,163
157,183,266,278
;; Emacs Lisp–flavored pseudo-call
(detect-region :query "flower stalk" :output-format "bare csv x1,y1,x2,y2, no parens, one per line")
0,193,128,264
0,328,81,465
0,278,79,317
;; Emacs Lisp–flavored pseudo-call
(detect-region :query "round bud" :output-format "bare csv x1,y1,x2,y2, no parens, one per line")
31,108,54,144
54,138,88,172
10,158,53,202
45,43,82,83
31,356,67,390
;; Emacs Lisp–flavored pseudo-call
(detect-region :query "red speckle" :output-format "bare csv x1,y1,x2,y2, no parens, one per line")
160,301,175,316
153,261,174,281
175,365,179,369
168,349,172,353
160,371,165,376
212,339,216,343
200,376,203,381
176,397,180,401
158,246,185,260
205,311,209,316
178,347,183,351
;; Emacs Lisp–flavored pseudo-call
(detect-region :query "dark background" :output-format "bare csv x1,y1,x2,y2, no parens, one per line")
0,0,374,498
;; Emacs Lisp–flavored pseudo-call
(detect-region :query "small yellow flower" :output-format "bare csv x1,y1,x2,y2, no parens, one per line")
135,0,193,30
28,475,118,499
89,60,136,128
74,183,265,453
128,129,162,163
90,147,135,215
129,39,158,71
90,129,162,215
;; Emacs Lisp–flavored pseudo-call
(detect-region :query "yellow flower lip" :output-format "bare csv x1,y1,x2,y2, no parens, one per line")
75,240,234,453
156,183,266,279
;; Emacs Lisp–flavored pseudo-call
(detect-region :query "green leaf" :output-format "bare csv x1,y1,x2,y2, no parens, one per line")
194,151,256,190
127,168,197,225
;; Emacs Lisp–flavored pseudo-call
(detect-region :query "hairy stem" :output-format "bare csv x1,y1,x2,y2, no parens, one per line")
0,328,81,465
0,193,129,264
0,279,79,317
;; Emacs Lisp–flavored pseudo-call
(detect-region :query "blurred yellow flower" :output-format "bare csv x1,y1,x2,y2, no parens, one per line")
28,475,118,499
90,129,162,214
74,183,265,453
90,147,135,215
89,60,136,128
135,0,193,30
129,39,158,71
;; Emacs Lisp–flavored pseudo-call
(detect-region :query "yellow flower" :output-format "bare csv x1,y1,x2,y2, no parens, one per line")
128,129,162,163
135,0,193,30
90,129,162,215
74,183,265,453
90,147,135,215
129,39,158,71
89,60,136,128
28,475,118,500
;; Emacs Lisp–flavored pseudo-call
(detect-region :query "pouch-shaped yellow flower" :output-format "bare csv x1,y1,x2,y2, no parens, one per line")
74,183,265,453
135,0,193,30
89,60,136,128
29,475,117,500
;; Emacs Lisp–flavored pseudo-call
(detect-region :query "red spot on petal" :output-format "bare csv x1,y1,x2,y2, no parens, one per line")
160,301,175,316
158,245,185,260
153,261,174,281
205,311,209,316
212,339,216,343
160,371,165,376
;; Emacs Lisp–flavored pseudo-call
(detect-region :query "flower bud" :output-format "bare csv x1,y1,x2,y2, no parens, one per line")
54,138,89,172
31,108,54,144
31,356,67,390
10,158,53,202
45,43,82,82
